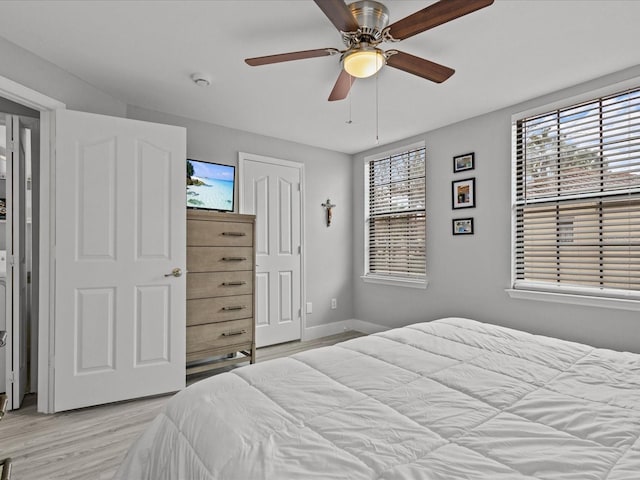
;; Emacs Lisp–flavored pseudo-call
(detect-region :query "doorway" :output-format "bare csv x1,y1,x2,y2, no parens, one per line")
0,104,39,410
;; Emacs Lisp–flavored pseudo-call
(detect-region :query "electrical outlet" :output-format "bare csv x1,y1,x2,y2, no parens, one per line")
306,302,313,314
331,298,337,309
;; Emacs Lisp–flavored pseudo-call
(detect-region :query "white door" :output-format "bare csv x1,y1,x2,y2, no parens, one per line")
239,153,302,347
54,110,186,412
4,115,29,410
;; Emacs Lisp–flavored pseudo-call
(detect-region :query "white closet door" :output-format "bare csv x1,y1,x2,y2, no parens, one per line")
4,115,28,410
240,154,302,347
53,110,186,412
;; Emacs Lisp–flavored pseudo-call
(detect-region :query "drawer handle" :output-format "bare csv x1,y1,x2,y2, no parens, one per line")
222,232,246,237
222,257,247,262
222,305,246,311
222,281,247,286
222,329,247,337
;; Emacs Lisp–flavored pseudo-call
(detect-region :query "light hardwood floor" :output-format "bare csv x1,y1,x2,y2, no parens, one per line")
0,331,364,480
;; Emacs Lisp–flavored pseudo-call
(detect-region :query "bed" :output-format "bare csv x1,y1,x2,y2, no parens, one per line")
114,317,640,479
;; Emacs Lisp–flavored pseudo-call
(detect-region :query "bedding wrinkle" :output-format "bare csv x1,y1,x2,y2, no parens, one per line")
287,324,625,478
115,318,640,480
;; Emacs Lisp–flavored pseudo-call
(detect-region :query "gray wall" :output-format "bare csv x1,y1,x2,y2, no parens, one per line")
0,26,354,331
0,36,126,117
4,29,636,348
353,66,640,354
128,106,354,329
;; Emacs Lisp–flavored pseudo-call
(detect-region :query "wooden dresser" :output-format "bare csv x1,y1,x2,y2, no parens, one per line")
186,210,256,375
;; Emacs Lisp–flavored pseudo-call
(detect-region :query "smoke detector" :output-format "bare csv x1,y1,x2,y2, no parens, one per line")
191,73,212,87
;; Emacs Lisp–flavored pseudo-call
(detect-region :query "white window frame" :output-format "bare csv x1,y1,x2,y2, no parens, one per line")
508,76,640,311
362,141,427,289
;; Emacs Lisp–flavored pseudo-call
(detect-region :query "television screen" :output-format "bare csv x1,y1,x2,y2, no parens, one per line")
186,159,235,212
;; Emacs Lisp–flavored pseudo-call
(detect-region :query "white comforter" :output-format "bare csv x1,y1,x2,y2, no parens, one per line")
115,317,640,479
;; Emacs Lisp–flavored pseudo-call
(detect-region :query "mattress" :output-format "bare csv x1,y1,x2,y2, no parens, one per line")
114,317,640,479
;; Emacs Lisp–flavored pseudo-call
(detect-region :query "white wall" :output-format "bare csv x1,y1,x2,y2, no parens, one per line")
127,106,354,330
353,66,640,354
0,36,126,117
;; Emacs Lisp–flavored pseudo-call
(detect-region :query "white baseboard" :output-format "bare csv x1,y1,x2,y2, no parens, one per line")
302,319,389,341
302,320,352,341
350,319,389,334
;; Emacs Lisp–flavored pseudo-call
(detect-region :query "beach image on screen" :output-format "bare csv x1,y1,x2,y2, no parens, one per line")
186,160,234,211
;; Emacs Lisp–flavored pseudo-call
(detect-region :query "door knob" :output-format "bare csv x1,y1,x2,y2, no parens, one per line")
164,268,182,278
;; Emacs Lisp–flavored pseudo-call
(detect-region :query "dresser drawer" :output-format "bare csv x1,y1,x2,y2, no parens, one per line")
187,246,253,272
187,271,253,299
186,318,253,358
187,219,253,247
187,294,253,326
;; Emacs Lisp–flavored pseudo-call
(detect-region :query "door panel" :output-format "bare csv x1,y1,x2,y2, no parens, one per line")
136,141,172,259
278,178,293,254
4,115,29,409
241,156,301,347
16,119,27,408
254,176,269,255
255,272,269,328
77,137,116,259
75,287,115,373
135,285,170,365
279,271,293,322
54,110,186,412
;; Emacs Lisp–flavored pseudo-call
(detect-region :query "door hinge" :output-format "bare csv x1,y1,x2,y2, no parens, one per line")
297,245,301,254
7,140,17,153
297,183,301,192
7,255,15,267
298,308,301,318
8,371,14,383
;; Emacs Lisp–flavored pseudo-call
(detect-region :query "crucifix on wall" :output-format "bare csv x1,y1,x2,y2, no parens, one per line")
321,198,336,227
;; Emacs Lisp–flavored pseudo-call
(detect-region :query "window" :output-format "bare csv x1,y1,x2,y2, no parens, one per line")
364,143,426,286
513,86,640,299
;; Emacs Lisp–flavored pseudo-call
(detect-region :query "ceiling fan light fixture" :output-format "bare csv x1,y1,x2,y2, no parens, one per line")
343,48,385,79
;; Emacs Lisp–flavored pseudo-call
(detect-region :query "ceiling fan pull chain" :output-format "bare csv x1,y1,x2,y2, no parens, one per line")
375,56,380,145
346,74,353,124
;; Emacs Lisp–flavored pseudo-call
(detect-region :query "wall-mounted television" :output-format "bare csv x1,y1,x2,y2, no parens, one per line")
186,159,235,212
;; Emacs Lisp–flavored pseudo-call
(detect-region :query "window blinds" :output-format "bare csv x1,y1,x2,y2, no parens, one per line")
514,87,640,296
367,147,426,278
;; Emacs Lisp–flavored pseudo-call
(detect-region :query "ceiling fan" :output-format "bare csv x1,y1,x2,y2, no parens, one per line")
245,0,494,101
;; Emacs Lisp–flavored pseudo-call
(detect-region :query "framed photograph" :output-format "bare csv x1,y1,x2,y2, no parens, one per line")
453,152,474,173
452,178,476,209
452,217,474,235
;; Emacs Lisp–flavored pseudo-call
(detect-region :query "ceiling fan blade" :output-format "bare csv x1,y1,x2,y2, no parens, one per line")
328,70,356,101
245,48,338,66
386,51,455,83
313,0,359,33
387,0,494,41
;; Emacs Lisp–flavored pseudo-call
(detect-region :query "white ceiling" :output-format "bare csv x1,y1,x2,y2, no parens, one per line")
0,1,639,154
